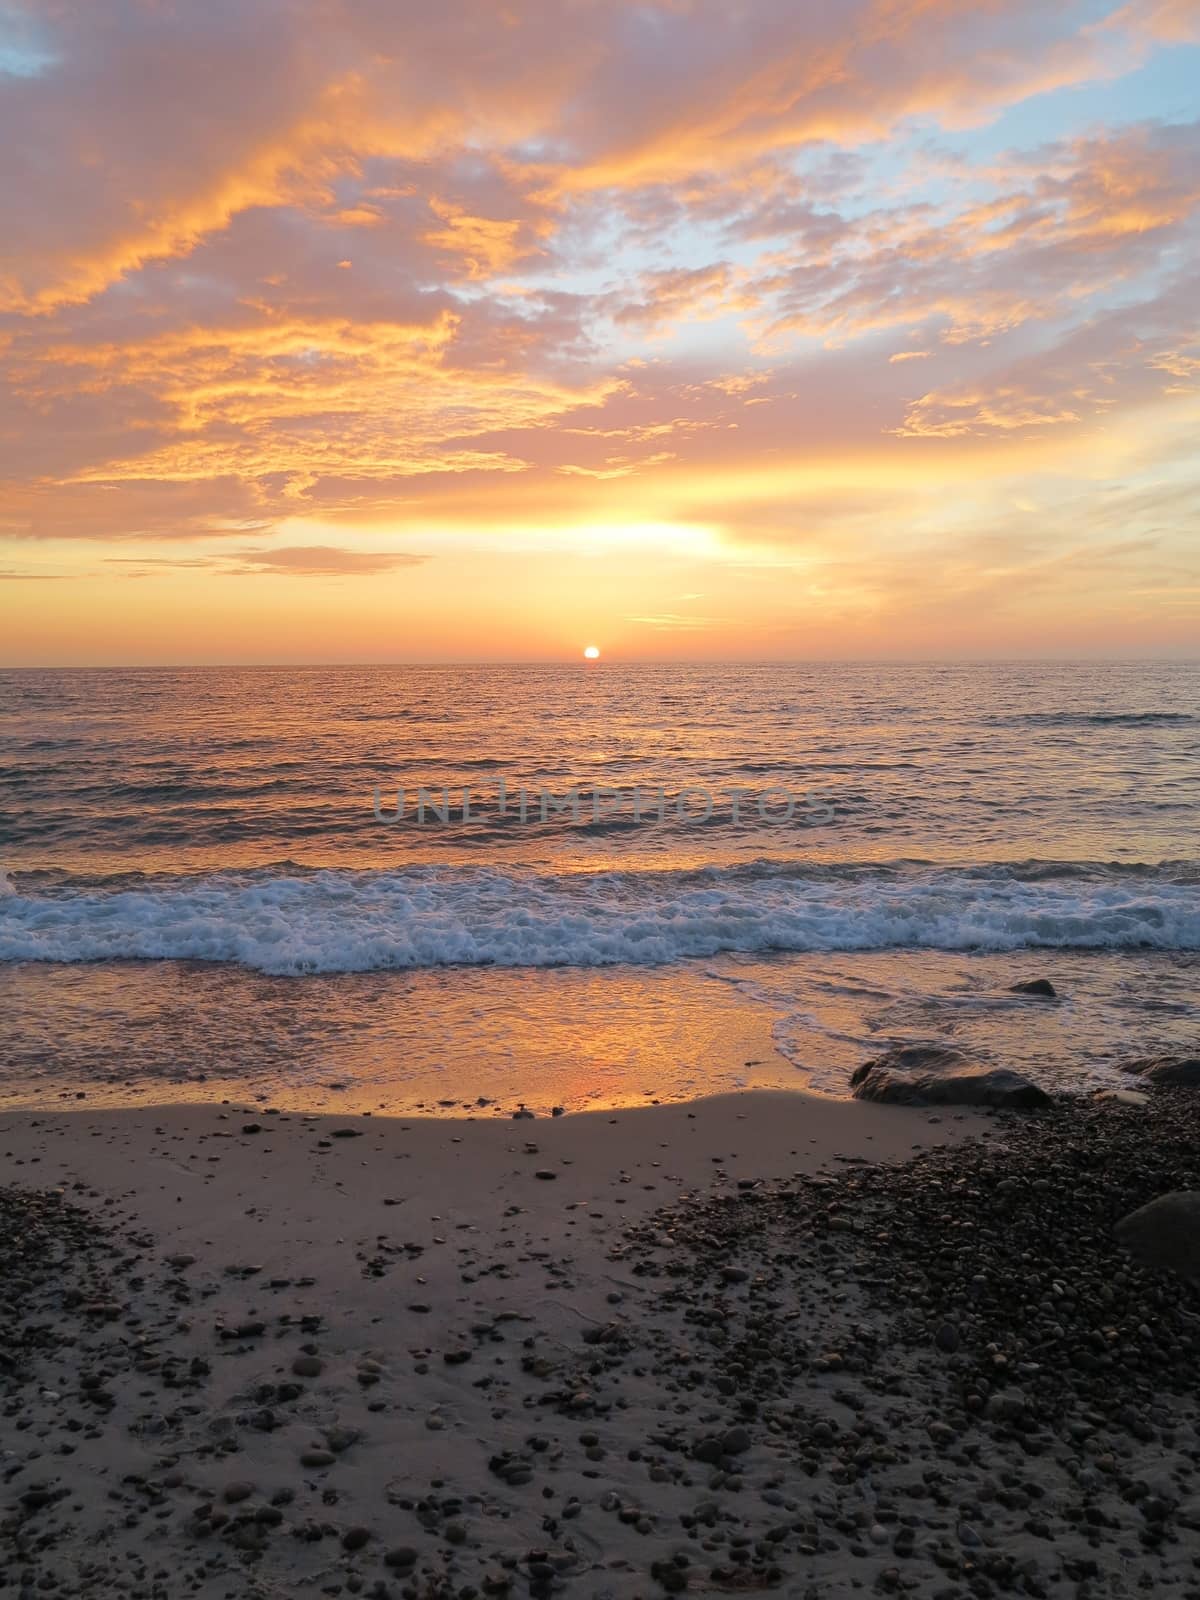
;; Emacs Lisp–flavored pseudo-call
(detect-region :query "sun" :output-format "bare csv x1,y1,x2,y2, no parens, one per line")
583,645,601,660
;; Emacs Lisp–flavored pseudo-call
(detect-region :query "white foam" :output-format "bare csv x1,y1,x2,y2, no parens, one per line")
0,865,1196,975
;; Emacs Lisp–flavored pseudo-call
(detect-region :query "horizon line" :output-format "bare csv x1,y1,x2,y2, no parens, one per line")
2,656,1199,671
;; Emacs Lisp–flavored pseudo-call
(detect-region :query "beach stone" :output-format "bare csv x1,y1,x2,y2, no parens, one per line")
1096,1089,1150,1107
384,1546,419,1569
1010,979,1057,998
1120,1056,1200,1088
984,1389,1026,1422
1114,1191,1200,1284
850,1045,1050,1109
292,1355,324,1377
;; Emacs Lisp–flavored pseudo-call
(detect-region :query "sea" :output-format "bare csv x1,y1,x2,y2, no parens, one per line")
1,661,1197,1113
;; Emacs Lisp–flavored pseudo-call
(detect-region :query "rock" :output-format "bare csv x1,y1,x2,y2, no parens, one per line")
934,1322,961,1353
1096,1089,1150,1107
384,1546,419,1569
1010,978,1057,998
223,1481,254,1503
850,1045,1050,1109
984,1389,1026,1422
292,1355,324,1378
324,1425,361,1453
1120,1056,1200,1088
342,1525,371,1550
534,1169,557,1181
300,1449,336,1468
331,1128,364,1138
1114,1191,1200,1284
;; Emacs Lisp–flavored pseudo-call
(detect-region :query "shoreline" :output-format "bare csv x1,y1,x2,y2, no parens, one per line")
4,1088,1200,1597
4,946,1196,1115
0,1085,989,1222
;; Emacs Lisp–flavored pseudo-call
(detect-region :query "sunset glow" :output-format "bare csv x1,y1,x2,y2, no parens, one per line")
2,7,1200,1562
2,2,1199,663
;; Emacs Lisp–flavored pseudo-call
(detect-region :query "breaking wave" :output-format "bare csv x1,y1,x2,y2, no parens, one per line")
1,861,1197,976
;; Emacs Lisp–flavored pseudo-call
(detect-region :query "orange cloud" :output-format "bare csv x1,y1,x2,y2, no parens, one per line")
106,545,429,577
422,199,543,280
2,0,1199,661
0,0,1149,316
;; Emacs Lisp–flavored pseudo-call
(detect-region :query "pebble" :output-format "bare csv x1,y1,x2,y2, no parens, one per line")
6,1074,1200,1600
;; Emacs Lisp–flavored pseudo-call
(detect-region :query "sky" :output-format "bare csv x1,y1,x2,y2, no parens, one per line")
1,0,1198,664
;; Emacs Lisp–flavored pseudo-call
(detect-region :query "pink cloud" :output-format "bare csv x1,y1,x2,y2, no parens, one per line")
0,0,1196,569
0,1,1141,312
1112,0,1200,41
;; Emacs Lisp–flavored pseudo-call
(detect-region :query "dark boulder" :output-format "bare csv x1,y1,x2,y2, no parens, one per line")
850,1044,1050,1109
1120,1055,1200,1088
1009,978,1057,998
1114,1192,1200,1284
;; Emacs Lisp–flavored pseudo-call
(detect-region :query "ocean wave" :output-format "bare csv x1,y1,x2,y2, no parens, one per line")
1,863,1197,975
1002,711,1195,728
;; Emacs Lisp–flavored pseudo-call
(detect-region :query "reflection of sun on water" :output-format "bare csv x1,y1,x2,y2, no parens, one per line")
583,645,601,660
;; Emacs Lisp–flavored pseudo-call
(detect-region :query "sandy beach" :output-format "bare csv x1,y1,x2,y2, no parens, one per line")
5,1086,1200,1598
1,1091,978,1598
